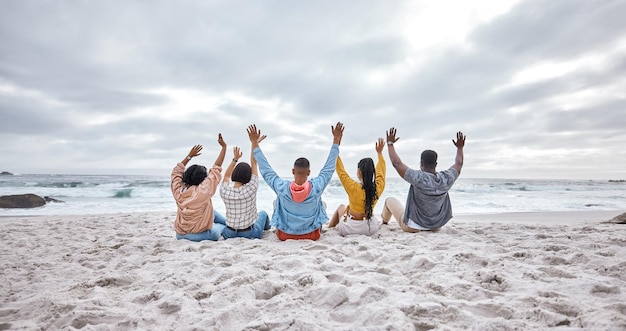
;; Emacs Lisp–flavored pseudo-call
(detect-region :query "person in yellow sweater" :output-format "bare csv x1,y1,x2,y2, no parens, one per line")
328,138,386,236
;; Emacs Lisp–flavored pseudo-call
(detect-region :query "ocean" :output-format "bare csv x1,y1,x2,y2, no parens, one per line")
1,174,625,217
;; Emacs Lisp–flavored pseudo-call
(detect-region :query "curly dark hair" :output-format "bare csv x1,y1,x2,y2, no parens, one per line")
183,165,207,186
358,157,378,220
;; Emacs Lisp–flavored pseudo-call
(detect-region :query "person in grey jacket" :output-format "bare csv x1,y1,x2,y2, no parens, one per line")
381,128,466,232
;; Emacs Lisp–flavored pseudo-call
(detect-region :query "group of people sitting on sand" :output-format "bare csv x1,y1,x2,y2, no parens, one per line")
170,122,466,241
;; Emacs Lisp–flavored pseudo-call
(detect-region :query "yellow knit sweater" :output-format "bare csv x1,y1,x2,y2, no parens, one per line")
335,153,386,215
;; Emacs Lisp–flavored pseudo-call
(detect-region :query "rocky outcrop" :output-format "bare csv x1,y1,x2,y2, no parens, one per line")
44,196,65,203
0,194,46,208
0,171,13,176
605,212,626,224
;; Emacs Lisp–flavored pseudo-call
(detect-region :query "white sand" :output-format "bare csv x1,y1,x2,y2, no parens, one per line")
1,211,625,330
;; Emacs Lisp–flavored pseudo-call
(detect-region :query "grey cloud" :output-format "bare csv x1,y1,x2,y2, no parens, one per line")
0,99,72,135
544,100,626,133
472,0,626,60
1,0,626,178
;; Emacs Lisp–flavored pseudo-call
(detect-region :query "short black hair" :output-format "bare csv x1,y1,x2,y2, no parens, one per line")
294,157,310,169
183,164,207,186
231,162,252,184
421,150,438,167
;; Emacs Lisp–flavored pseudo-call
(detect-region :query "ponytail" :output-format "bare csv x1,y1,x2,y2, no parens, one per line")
358,158,378,220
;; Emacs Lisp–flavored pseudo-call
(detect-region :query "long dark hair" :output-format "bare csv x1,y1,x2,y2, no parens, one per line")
358,158,377,219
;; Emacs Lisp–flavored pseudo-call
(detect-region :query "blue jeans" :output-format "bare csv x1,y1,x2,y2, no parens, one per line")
175,210,227,242
222,211,270,239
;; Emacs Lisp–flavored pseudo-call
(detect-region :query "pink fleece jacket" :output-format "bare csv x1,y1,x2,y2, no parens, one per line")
170,162,222,234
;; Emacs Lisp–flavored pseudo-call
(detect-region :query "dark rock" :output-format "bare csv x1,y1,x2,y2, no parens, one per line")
0,194,46,208
44,196,65,203
603,212,626,224
608,212,626,224
0,171,13,176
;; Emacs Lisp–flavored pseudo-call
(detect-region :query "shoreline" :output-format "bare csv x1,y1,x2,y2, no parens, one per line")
454,210,624,224
1,209,623,224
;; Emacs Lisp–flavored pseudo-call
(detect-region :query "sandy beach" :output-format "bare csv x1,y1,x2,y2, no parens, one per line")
1,210,625,330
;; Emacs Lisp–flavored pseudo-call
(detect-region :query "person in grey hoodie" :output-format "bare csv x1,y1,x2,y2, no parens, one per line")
381,128,466,232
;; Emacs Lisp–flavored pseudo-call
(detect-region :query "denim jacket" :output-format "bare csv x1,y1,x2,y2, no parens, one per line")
253,144,339,234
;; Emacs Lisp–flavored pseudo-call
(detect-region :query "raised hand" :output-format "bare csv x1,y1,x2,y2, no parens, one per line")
247,124,262,143
233,146,243,160
217,133,226,148
375,138,385,154
332,122,344,145
386,127,400,145
188,144,203,158
452,132,466,149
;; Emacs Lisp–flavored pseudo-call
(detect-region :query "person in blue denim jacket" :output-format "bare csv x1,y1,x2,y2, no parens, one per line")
249,123,344,240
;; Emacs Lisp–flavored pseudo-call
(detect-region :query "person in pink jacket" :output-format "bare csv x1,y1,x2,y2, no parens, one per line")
170,134,227,241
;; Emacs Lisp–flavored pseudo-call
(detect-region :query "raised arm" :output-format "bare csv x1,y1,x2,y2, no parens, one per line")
249,127,266,176
375,137,385,157
213,133,227,167
332,122,344,146
182,144,203,166
248,124,284,191
375,138,387,195
223,146,243,183
335,155,359,191
451,131,465,175
314,122,344,187
250,147,258,176
386,127,409,178
172,144,203,193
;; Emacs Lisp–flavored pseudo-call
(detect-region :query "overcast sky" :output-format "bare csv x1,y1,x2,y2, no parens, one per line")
1,0,625,179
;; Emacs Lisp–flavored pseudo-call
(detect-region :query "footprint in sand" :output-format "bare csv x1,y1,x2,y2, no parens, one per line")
296,273,327,287
541,301,581,318
230,275,256,287
194,292,211,301
543,245,568,252
525,308,573,328
91,275,135,289
254,281,284,300
464,302,514,319
538,267,576,279
512,251,532,258
69,313,127,329
401,303,460,325
477,270,508,292
409,256,436,270
542,256,569,265
158,301,182,314
132,291,162,304
454,252,489,267
358,286,387,304
325,273,350,286
304,244,328,251
309,284,349,308
590,284,621,296
538,291,561,298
